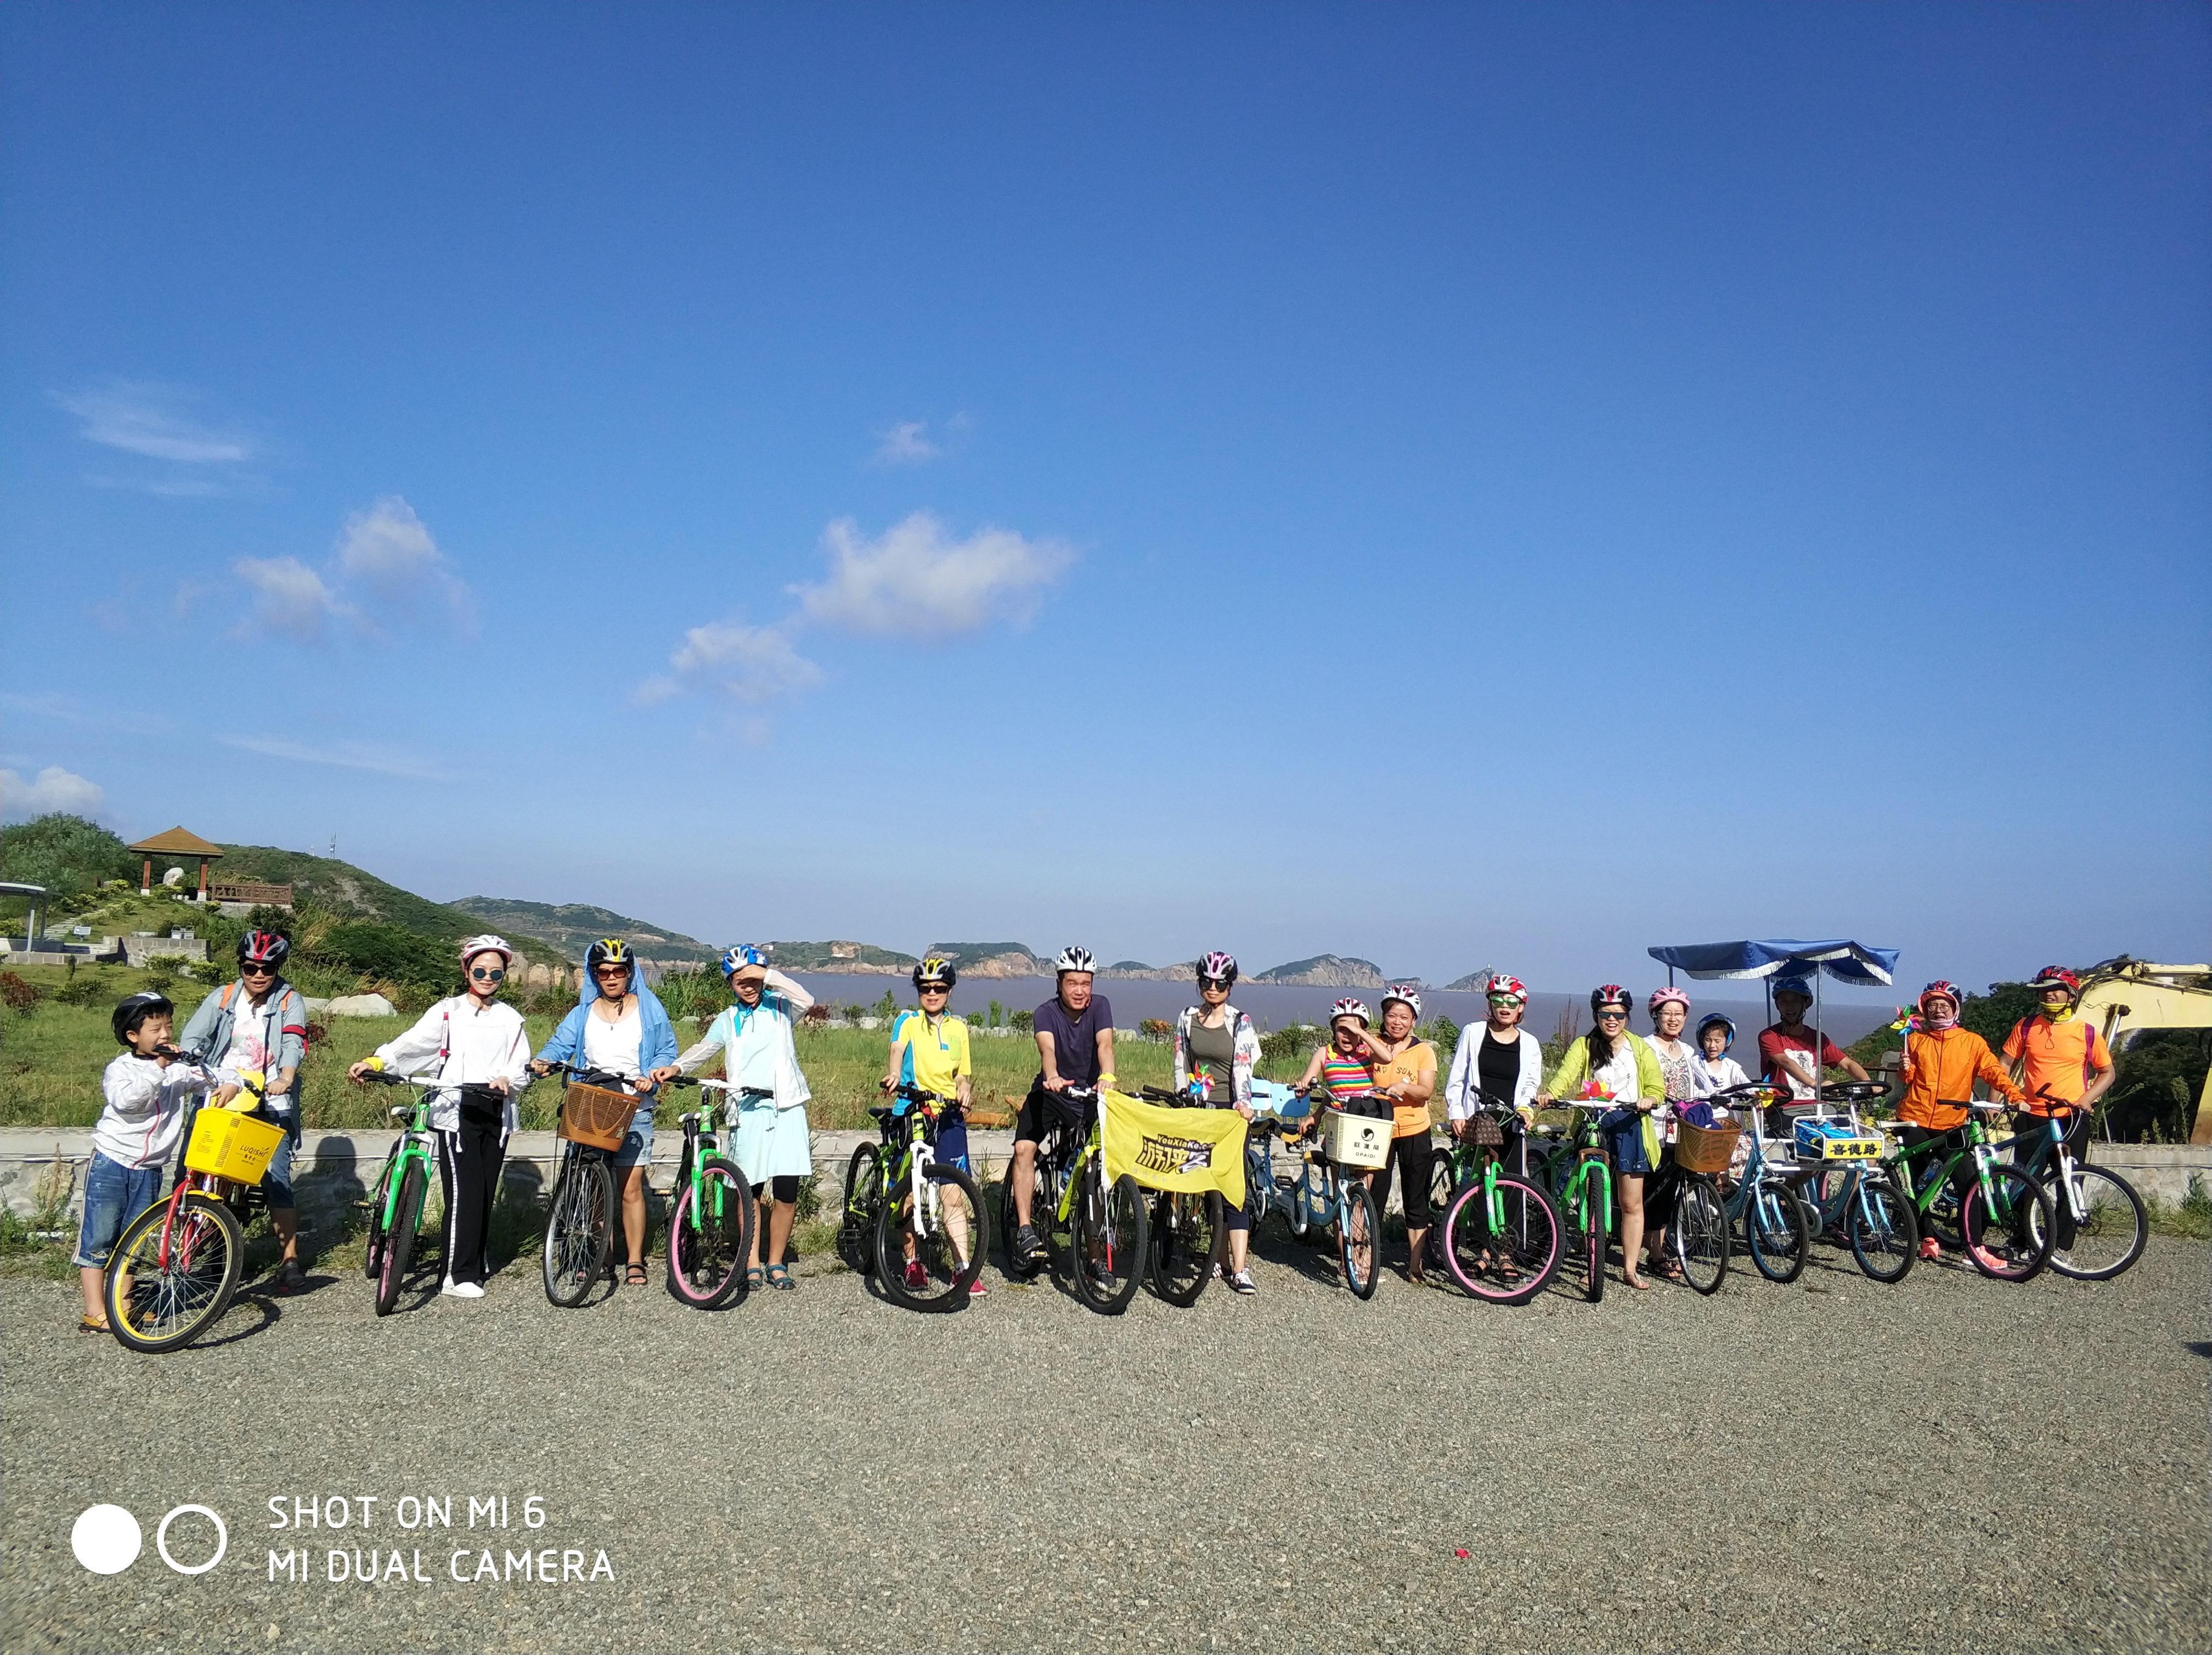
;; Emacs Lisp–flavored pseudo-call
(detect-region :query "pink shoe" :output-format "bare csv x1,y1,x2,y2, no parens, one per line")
968,1279,989,1298
903,1260,927,1290
1919,1236,1942,1261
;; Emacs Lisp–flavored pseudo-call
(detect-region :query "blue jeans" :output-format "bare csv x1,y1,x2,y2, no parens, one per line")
261,1111,300,1209
74,1152,163,1268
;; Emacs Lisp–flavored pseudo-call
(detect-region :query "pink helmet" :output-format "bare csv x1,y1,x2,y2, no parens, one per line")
1649,985,1691,1014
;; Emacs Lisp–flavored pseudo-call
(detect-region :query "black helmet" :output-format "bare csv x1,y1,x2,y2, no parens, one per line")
913,956,957,990
113,990,174,1046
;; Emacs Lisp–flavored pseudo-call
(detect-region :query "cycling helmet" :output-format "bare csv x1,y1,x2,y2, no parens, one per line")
1486,974,1528,1003
2030,965,2081,999
1197,950,1238,987
1380,983,1423,1017
912,955,957,989
1696,1013,1736,1050
723,944,769,980
1329,998,1370,1027
112,990,173,1046
1772,975,1814,1001
1649,985,1691,1015
1053,945,1097,976
586,938,634,979
459,933,515,967
1918,980,1962,1014
1590,984,1631,1013
238,929,290,970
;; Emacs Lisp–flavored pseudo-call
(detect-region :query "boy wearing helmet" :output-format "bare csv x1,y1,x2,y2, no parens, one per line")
76,993,238,1331
1009,948,1116,1264
2001,967,2113,1167
178,929,312,1292
349,937,534,1297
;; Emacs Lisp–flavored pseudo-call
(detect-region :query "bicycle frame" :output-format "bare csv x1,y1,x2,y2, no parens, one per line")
2008,1109,2091,1225
886,1086,968,1260
1891,1109,2013,1221
1547,1106,1615,1236
365,1080,440,1236
672,1077,761,1243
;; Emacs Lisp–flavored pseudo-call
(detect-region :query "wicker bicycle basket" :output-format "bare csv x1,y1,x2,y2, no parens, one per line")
1674,1119,1741,1177
557,1084,639,1151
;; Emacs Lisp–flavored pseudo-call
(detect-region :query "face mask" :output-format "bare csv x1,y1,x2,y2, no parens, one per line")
1922,1006,1957,1031
2039,1001,2073,1022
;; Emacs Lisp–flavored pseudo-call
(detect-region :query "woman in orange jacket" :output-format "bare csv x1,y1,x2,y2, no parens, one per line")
1895,980,2027,1259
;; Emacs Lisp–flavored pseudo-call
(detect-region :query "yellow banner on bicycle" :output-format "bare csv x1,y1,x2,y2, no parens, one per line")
1099,1090,1246,1207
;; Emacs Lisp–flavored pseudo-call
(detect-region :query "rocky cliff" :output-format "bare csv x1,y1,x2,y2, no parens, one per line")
1253,954,1388,987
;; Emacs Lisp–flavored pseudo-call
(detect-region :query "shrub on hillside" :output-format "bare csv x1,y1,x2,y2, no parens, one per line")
306,920,454,990
0,814,135,904
0,971,42,1012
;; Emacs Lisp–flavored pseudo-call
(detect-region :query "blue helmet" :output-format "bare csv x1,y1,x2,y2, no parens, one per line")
1697,1013,1736,1050
721,944,769,979
1772,975,1814,1001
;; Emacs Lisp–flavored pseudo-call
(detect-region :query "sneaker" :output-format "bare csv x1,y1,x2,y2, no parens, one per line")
904,1260,927,1290
968,1279,989,1298
1918,1236,1942,1261
441,1280,484,1299
1228,1269,1257,1296
1014,1224,1043,1264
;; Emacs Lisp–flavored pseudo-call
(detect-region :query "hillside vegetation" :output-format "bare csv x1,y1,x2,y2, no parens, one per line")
450,896,716,964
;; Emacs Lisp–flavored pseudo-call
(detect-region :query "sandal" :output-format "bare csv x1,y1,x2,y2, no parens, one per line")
624,1263,648,1287
765,1264,795,1292
744,1265,765,1291
1623,1272,1652,1291
76,1315,111,1335
275,1261,308,1296
1650,1259,1685,1284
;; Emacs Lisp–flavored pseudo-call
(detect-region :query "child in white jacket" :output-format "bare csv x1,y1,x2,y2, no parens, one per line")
78,992,237,1332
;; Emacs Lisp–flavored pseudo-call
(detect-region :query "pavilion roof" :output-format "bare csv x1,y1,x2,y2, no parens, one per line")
127,826,225,858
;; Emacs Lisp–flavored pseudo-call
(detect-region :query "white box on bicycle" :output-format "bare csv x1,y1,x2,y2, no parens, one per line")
1321,1106,1392,1169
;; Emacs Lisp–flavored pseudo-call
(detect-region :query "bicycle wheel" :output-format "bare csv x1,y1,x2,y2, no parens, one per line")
876,1162,987,1310
1071,1170,1148,1314
1672,1176,1729,1295
363,1158,394,1281
842,1146,884,1277
1846,1172,1917,1285
375,1160,427,1316
1442,1176,1561,1304
1339,1179,1381,1301
2030,1164,2147,1281
1580,1181,1607,1303
1917,1162,1965,1249
668,1157,758,1308
105,1192,244,1353
541,1155,613,1308
1427,1149,1457,1221
1960,1164,2056,1282
1743,1178,1810,1285
1293,1159,1330,1245
1149,1190,1225,1308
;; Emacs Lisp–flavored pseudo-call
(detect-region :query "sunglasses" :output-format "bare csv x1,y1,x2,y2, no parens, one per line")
1487,996,1523,1007
593,966,630,979
240,964,277,976
1200,978,1230,990
1594,1008,1629,1021
920,983,949,994
470,967,506,983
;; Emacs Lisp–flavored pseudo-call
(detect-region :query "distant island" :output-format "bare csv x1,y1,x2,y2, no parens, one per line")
1252,954,1387,988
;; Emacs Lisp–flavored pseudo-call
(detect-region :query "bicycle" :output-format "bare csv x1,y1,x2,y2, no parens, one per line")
1667,1111,1735,1295
536,1061,655,1308
1436,1107,1562,1303
1528,1101,1614,1303
1299,1088,1386,1301
103,1068,284,1353
658,1076,761,1308
1769,1081,1918,1284
1242,1099,1328,1244
2007,1096,2147,1281
1700,1082,1814,1285
1889,1100,2056,1282
996,1085,1150,1313
844,1084,986,1310
356,1070,448,1316
1137,1084,1229,1308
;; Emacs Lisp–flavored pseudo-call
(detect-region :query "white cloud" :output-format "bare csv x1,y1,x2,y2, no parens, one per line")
792,511,1075,637
217,735,456,781
0,765,106,823
669,620,824,703
54,382,255,464
874,421,942,464
235,556,351,640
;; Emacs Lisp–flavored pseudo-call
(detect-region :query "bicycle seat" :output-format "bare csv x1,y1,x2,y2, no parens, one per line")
867,1105,893,1121
387,1105,411,1119
678,1111,700,1127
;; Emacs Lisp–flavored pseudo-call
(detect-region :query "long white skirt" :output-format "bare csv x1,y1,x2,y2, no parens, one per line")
725,1099,812,1185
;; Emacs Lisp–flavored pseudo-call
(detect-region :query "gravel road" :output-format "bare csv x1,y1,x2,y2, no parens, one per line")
3,1231,2205,1654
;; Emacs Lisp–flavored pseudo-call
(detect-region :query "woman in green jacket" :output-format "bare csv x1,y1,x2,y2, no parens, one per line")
1539,984,1672,1290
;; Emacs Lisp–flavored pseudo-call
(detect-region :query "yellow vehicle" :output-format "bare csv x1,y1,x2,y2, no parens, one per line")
2073,959,2212,1143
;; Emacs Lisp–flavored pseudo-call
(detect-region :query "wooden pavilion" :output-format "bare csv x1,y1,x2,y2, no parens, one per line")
129,826,224,900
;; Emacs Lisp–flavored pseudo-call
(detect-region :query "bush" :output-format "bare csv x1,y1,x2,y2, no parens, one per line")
652,967,728,1024
53,967,114,1007
0,971,42,1012
1009,1009,1032,1033
1261,1023,1317,1066
1138,1018,1171,1040
306,920,453,990
0,814,134,900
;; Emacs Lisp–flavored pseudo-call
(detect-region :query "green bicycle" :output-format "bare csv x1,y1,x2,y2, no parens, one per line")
660,1076,760,1309
1889,1100,2055,1282
358,1069,444,1316
1531,1101,1613,1303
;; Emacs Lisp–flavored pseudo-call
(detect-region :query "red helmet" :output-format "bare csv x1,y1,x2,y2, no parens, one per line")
1590,984,1630,1014
1486,974,1527,1003
1918,980,1963,1015
2030,965,2081,999
238,929,290,969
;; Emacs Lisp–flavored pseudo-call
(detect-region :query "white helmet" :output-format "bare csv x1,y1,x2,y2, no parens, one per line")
1330,998,1370,1026
1381,983,1423,1017
459,933,516,967
1053,945,1097,975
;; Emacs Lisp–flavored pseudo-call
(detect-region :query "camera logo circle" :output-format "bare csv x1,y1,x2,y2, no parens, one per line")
71,1505,140,1575
72,1504,227,1575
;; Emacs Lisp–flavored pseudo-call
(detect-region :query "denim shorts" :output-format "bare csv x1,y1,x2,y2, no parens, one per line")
1601,1109,1655,1177
75,1152,163,1268
260,1111,301,1208
614,1109,654,1171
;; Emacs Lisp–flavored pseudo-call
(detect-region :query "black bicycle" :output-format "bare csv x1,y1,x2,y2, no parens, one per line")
1138,1084,1230,1308
535,1061,654,1308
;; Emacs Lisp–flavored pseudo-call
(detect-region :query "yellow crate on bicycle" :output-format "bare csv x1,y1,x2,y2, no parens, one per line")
183,1107,285,1184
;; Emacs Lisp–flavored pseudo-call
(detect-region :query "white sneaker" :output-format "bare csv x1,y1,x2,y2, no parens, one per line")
440,1279,485,1299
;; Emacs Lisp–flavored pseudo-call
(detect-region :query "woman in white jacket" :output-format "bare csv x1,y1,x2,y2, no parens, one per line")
1442,975,1544,1178
656,946,815,1291
349,935,533,1298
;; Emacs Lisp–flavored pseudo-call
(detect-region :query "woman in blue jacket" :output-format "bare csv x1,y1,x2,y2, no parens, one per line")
530,939,678,1287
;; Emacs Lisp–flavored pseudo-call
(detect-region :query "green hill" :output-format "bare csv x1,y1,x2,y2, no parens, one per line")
449,896,720,964
763,940,917,971
208,846,555,960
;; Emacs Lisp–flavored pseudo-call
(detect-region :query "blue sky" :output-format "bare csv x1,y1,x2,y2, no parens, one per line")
3,4,2206,999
